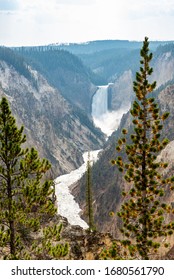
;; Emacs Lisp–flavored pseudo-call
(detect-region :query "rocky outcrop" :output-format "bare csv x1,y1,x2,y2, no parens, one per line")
52,215,115,260
44,214,174,260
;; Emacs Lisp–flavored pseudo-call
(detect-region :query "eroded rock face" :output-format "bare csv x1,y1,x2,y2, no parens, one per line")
108,50,174,114
108,70,133,112
152,52,174,86
0,61,105,176
157,84,174,140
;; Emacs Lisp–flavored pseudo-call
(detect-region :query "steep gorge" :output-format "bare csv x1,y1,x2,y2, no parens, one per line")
1,41,174,259
0,50,105,176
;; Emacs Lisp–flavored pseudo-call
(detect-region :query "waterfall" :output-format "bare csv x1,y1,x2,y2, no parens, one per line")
92,85,109,119
92,84,129,136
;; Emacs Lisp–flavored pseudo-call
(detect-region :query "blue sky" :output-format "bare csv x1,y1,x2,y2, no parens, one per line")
0,0,174,46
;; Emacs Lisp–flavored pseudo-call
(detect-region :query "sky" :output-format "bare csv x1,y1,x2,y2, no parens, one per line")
0,0,174,46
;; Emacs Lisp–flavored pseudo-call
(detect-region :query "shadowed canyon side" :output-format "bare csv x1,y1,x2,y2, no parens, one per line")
0,47,105,177
14,47,98,114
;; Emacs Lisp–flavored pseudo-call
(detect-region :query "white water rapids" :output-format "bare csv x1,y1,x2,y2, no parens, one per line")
54,150,101,229
55,84,129,228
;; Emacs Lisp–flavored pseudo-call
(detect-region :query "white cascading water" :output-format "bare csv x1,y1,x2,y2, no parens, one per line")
92,85,108,118
55,150,101,229
92,84,129,136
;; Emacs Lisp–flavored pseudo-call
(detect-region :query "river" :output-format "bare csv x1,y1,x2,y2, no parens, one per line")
54,150,101,229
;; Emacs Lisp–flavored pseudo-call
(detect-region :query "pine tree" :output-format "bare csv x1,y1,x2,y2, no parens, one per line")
0,97,68,259
86,151,95,231
112,37,174,259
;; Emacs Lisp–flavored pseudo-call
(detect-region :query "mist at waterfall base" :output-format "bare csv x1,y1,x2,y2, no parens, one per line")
92,109,128,136
92,85,130,136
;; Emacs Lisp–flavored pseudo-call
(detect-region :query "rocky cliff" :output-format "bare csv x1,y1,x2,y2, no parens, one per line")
109,46,174,114
15,48,98,113
0,54,105,176
108,70,133,111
